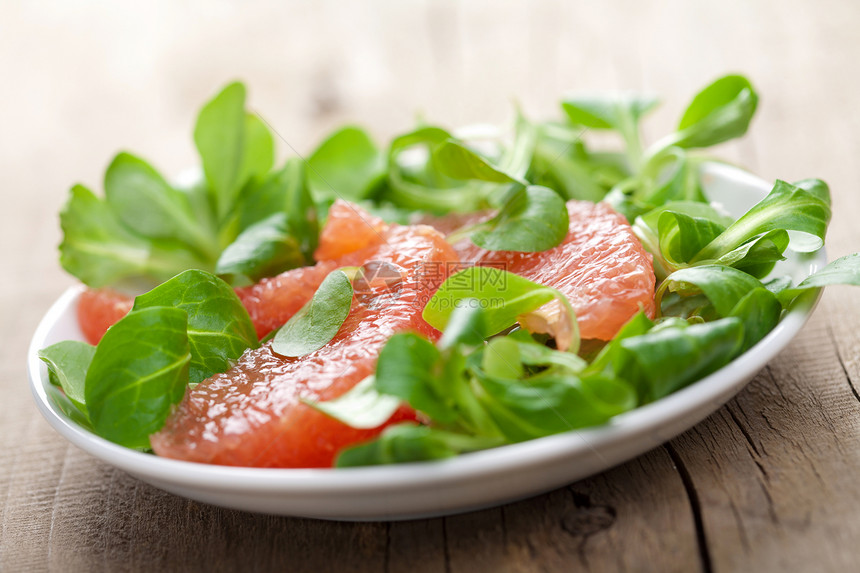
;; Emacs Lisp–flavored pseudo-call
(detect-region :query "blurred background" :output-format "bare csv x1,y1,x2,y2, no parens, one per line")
3,1,860,569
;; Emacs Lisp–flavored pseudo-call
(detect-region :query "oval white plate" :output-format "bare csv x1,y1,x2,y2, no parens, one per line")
28,163,825,521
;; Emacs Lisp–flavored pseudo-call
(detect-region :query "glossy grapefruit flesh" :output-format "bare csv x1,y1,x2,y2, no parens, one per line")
77,288,133,345
428,200,656,341
236,201,391,339
151,214,457,468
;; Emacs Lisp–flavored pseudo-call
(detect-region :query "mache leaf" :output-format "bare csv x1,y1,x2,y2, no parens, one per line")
38,340,96,413
271,269,353,357
307,126,386,201
468,186,569,252
132,269,259,384
215,213,306,285
84,307,190,449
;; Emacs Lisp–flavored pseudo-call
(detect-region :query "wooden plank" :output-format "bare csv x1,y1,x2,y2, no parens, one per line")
499,449,702,572
669,307,860,572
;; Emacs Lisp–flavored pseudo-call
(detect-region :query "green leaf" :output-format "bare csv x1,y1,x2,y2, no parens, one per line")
335,424,499,467
384,126,486,213
691,179,831,263
85,307,191,449
307,126,385,201
514,339,588,374
530,135,610,202
437,303,487,350
307,376,402,430
424,267,576,345
271,269,353,357
236,158,319,261
59,184,150,287
374,333,457,423
641,150,707,206
431,139,525,185
46,384,94,431
562,93,658,131
616,318,744,402
562,93,657,170
634,201,733,267
194,82,248,219
238,113,275,187
474,371,636,442
587,311,655,375
215,213,306,285
468,186,569,252
38,340,96,413
132,269,258,384
657,265,765,318
714,229,789,278
777,253,860,303
671,74,758,148
482,337,525,380
728,287,782,352
104,153,217,260
59,185,206,288
657,210,727,265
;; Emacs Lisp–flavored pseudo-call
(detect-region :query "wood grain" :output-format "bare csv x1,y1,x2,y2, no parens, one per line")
2,0,860,571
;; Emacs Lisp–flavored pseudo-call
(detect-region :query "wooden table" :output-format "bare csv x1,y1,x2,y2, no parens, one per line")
2,1,860,570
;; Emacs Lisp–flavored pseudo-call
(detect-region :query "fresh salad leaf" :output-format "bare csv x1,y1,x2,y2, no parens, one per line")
374,333,454,423
271,269,353,357
658,210,727,266
307,376,402,430
432,139,526,185
43,270,260,447
215,213,306,285
670,74,758,149
60,81,313,290
562,93,658,132
713,229,790,278
236,158,319,263
466,185,569,252
776,253,860,303
530,132,613,202
384,126,483,213
194,82,274,220
613,318,744,402
104,152,218,260
132,270,259,384
481,337,525,379
59,185,208,288
85,307,191,449
473,371,636,442
336,424,500,467
657,265,765,318
45,384,94,430
691,179,831,262
424,267,578,351
38,340,95,413
728,287,782,351
307,126,386,202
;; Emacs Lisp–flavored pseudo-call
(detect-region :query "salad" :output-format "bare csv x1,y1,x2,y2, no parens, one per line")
38,75,860,468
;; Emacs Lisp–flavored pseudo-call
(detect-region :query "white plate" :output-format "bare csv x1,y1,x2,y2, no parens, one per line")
27,163,825,521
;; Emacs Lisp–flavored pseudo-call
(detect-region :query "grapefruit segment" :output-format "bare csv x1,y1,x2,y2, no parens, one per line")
151,217,457,468
77,288,133,345
236,200,391,339
428,200,656,341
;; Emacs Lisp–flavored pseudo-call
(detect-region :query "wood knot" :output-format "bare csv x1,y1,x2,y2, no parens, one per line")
561,491,617,537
